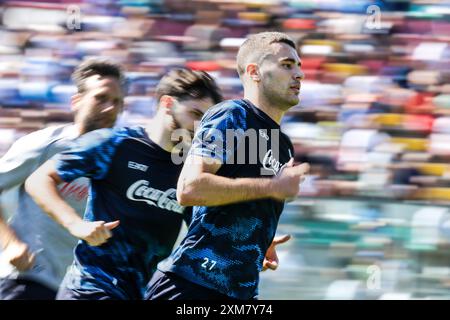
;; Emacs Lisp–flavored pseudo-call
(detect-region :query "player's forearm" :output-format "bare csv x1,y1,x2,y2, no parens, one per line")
178,172,274,206
25,173,82,231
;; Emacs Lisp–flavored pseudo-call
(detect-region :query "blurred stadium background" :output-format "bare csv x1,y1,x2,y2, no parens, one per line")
0,0,449,299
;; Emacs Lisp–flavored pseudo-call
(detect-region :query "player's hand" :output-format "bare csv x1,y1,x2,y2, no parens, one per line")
262,234,291,271
68,220,120,246
270,159,310,201
2,239,35,271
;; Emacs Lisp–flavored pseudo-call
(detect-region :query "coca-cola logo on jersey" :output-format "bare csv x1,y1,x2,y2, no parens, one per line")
262,149,287,175
126,180,184,214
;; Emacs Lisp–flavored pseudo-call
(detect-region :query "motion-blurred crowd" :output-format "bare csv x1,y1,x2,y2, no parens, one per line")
1,0,449,299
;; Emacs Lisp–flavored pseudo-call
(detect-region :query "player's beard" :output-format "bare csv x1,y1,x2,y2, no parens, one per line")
170,113,193,150
84,116,115,133
262,74,299,111
171,112,183,132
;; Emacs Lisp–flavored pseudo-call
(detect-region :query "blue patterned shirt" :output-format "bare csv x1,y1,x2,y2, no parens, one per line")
55,126,186,299
159,99,294,299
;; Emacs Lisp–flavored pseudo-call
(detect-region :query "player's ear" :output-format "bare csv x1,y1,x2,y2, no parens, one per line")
70,93,82,113
159,95,175,115
246,63,260,82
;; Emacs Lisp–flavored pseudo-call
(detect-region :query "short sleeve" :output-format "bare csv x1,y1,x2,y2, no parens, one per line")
55,128,122,182
189,103,247,164
0,126,65,191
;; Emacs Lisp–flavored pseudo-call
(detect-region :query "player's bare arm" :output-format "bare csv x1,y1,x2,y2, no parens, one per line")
177,155,310,207
25,160,119,246
0,206,35,271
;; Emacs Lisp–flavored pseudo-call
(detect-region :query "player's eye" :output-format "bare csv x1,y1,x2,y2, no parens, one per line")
113,98,122,106
96,95,107,103
192,110,204,118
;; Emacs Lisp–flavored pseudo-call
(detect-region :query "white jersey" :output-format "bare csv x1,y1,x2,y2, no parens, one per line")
0,124,89,290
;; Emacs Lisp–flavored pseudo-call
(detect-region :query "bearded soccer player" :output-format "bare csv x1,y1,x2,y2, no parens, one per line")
0,58,124,300
25,68,223,299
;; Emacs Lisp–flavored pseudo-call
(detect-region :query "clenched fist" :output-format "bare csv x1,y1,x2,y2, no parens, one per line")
270,159,310,201
2,240,35,271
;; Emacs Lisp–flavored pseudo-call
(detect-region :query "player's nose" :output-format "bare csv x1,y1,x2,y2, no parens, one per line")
294,69,305,81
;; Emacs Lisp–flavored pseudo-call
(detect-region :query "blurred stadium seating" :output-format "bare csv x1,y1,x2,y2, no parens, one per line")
1,0,449,299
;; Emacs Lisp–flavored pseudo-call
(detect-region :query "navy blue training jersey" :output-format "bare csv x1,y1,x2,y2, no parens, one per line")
159,99,294,299
55,126,186,299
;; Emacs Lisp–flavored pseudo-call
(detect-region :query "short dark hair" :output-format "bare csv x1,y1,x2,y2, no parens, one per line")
156,68,222,105
72,58,125,93
236,32,296,76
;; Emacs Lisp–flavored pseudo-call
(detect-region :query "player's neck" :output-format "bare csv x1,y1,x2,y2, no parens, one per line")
73,123,86,137
145,113,174,153
244,92,284,125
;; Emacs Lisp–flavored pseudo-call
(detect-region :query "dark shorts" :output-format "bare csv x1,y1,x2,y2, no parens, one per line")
56,271,135,300
145,270,238,300
0,277,56,300
56,263,145,300
56,284,117,300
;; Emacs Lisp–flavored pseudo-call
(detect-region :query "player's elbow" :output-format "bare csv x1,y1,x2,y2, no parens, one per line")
25,164,57,198
24,171,40,197
177,188,197,207
177,178,204,207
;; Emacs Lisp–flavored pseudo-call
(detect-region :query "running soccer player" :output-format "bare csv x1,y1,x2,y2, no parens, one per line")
25,68,223,300
0,59,125,299
145,32,309,300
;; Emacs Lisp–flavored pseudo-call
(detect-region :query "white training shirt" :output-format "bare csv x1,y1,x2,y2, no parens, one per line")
0,124,89,290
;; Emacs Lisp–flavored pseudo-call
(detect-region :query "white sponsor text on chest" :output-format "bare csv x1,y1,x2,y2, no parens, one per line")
126,180,184,214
